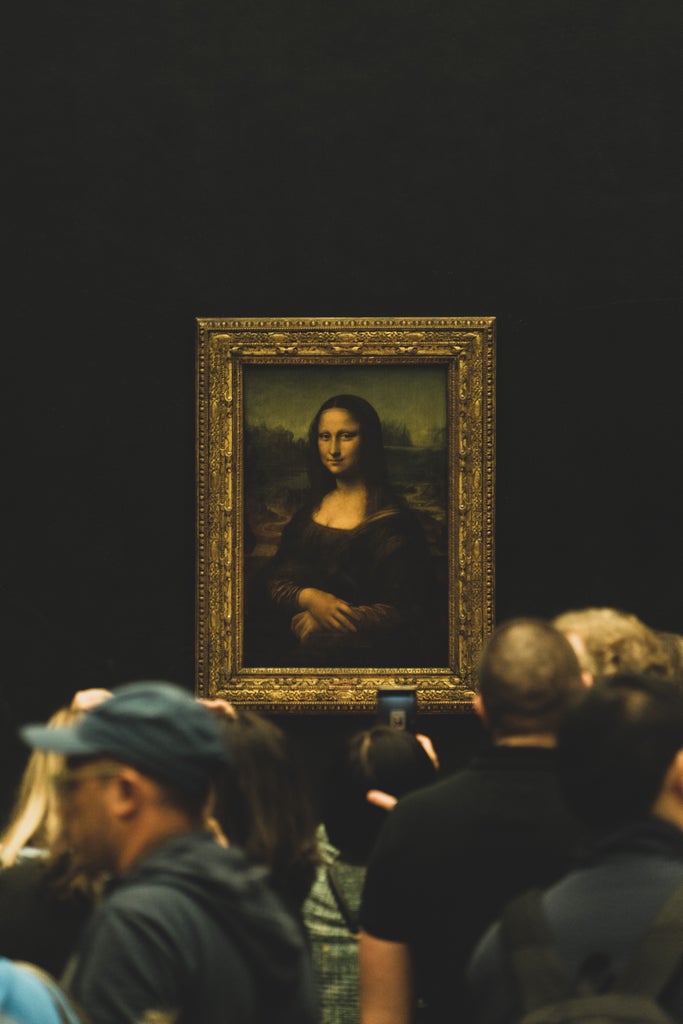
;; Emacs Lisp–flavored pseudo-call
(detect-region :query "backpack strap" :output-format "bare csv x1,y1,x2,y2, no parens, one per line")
503,878,683,1012
613,878,683,998
326,863,360,936
502,889,574,1012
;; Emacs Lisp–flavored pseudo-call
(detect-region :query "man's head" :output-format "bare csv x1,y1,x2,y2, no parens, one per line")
556,673,683,832
552,606,669,684
474,618,585,740
20,681,230,873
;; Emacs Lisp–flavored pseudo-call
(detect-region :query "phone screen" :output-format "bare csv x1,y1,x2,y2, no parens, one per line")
376,688,417,732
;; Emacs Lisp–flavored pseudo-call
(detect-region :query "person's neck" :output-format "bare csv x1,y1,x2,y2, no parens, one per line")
116,815,200,875
334,477,367,497
493,733,557,748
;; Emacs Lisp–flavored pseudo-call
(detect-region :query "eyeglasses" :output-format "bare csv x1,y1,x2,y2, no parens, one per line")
51,762,125,798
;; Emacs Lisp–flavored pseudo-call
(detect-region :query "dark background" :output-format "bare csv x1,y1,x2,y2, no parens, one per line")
4,0,681,816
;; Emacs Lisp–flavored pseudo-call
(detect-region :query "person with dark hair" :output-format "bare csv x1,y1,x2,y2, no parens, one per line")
359,618,588,1024
468,673,683,1022
303,726,438,1024
211,707,320,923
245,393,446,668
19,681,317,1024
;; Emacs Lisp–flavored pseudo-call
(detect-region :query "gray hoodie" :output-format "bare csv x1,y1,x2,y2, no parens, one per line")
67,832,318,1024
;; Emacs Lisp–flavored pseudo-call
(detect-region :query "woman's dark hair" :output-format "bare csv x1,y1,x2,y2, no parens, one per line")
322,725,438,864
306,394,391,512
213,710,320,916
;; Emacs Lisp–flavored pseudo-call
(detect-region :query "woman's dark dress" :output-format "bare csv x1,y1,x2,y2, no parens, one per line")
245,503,446,668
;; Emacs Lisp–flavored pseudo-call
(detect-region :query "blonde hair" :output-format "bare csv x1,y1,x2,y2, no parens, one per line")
553,607,670,681
0,706,82,868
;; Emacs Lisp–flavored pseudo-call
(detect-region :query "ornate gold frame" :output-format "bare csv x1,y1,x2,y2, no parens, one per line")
196,316,495,713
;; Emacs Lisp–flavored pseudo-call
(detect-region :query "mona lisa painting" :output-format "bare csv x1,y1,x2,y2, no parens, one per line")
196,316,495,713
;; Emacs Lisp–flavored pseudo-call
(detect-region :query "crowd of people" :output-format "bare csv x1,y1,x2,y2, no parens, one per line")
0,605,682,1023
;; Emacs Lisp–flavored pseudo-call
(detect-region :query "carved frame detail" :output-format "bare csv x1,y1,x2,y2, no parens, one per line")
196,316,495,713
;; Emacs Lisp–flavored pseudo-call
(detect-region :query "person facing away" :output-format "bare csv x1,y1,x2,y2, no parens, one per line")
303,725,439,1024
210,705,321,924
359,617,588,1024
552,605,671,685
244,393,446,669
467,672,683,1023
19,680,318,1024
0,706,100,978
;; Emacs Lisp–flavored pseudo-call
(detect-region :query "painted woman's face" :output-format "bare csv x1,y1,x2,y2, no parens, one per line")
317,408,362,480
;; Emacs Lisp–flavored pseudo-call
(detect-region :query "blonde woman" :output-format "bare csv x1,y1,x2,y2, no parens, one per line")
0,704,101,976
0,707,78,868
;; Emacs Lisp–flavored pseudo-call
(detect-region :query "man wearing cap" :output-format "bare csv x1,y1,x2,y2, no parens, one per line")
21,680,317,1024
359,618,588,1024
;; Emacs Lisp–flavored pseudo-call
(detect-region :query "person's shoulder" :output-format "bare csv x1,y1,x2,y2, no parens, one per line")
377,769,477,832
366,501,436,551
116,833,253,894
107,838,303,950
376,756,548,848
360,501,421,538
0,957,75,1024
85,868,218,979
95,874,176,927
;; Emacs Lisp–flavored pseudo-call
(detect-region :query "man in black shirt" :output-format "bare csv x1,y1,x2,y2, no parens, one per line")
359,618,587,1024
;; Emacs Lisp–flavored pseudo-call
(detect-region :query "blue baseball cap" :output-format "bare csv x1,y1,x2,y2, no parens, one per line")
20,681,231,796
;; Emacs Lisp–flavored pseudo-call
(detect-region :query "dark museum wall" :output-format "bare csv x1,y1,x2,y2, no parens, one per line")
4,0,681,815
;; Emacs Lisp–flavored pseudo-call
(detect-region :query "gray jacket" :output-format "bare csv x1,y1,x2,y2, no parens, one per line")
67,832,318,1024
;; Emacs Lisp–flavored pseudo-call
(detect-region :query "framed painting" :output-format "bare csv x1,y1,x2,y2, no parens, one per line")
195,316,495,713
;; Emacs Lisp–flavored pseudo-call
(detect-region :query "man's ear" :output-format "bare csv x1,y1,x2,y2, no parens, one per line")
110,768,145,820
472,693,488,727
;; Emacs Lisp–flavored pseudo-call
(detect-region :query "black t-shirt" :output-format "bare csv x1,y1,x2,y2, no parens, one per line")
360,745,585,1024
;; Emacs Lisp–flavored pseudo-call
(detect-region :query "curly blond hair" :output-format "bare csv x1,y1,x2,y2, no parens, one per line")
552,607,670,682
